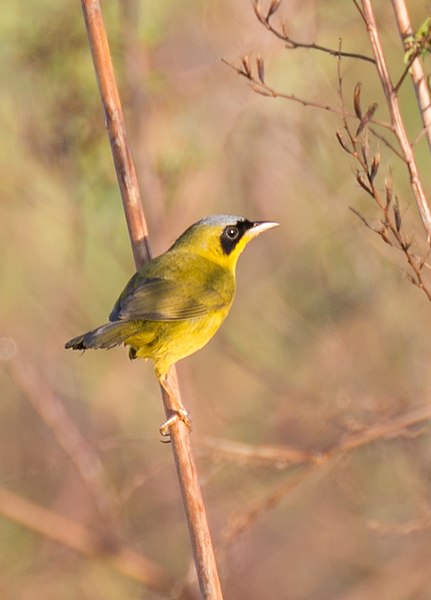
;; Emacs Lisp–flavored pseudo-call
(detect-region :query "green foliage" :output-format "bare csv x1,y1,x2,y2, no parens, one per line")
404,16,431,62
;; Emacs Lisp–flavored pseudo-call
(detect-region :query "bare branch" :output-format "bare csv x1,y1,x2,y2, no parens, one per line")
253,0,376,64
412,125,430,148
391,0,431,154
221,466,320,545
349,207,379,232
6,353,119,537
222,58,392,129
198,404,431,543
358,0,431,238
393,49,420,93
198,404,431,468
80,1,223,597
335,68,431,301
369,127,405,161
0,486,197,599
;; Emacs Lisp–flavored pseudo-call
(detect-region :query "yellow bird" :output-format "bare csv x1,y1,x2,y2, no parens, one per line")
65,215,278,432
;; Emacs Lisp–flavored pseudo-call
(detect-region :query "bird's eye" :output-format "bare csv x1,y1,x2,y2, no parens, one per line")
225,226,239,240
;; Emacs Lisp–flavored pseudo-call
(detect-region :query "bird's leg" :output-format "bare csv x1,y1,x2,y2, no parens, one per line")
158,370,192,437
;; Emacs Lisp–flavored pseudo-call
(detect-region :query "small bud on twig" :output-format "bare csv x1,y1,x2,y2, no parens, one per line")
281,21,289,38
241,55,252,79
393,198,402,232
267,0,282,20
356,171,373,195
256,55,265,83
406,272,417,286
356,103,378,136
393,207,402,234
361,131,370,164
349,206,374,230
353,83,362,119
251,84,273,96
379,228,393,246
336,130,351,153
369,153,380,181
385,175,393,207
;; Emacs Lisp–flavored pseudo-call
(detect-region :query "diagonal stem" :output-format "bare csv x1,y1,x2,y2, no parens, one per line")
6,355,119,537
80,1,223,598
0,484,196,598
358,0,431,239
391,0,431,155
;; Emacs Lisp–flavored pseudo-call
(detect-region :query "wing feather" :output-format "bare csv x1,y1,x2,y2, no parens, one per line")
110,276,226,322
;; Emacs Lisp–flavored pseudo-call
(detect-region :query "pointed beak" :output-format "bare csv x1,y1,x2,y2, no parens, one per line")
246,220,280,239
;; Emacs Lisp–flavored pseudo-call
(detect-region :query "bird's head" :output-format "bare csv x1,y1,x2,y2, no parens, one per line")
170,215,279,270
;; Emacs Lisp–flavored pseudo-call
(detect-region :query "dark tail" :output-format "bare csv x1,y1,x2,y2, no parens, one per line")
65,321,142,351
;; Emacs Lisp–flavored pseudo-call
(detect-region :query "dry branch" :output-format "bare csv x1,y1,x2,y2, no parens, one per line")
332,39,431,302
0,485,197,599
358,0,431,238
6,353,118,537
335,67,431,301
199,404,431,468
222,57,392,129
229,0,431,302
253,0,376,64
80,1,223,597
391,0,431,155
221,465,321,545
200,403,431,544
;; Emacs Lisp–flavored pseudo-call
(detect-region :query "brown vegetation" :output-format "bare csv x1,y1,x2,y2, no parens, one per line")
1,1,431,598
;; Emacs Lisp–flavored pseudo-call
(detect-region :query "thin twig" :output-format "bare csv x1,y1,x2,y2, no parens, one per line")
393,49,420,93
198,436,314,467
333,52,431,301
391,0,431,154
198,404,431,468
337,109,431,301
222,58,393,130
220,464,323,545
358,0,431,238
0,485,197,599
253,0,376,64
412,126,429,148
80,2,151,268
5,353,119,538
369,126,405,161
80,1,223,598
198,404,431,544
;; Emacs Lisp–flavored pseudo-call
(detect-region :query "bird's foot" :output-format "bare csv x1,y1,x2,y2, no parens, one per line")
159,408,192,438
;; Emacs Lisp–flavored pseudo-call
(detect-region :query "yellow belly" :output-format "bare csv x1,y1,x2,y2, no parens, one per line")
125,308,229,376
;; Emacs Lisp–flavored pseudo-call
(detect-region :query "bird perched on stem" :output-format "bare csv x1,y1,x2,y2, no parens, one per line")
66,215,279,434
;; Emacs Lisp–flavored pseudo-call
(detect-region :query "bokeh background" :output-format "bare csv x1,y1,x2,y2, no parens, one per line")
2,1,431,598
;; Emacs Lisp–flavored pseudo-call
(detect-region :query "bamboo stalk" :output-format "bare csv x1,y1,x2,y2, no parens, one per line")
79,1,223,597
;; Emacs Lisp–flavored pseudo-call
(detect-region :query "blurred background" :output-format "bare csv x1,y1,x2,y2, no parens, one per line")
1,0,431,598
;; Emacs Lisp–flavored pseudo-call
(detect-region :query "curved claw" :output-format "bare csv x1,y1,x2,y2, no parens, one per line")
159,408,192,438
